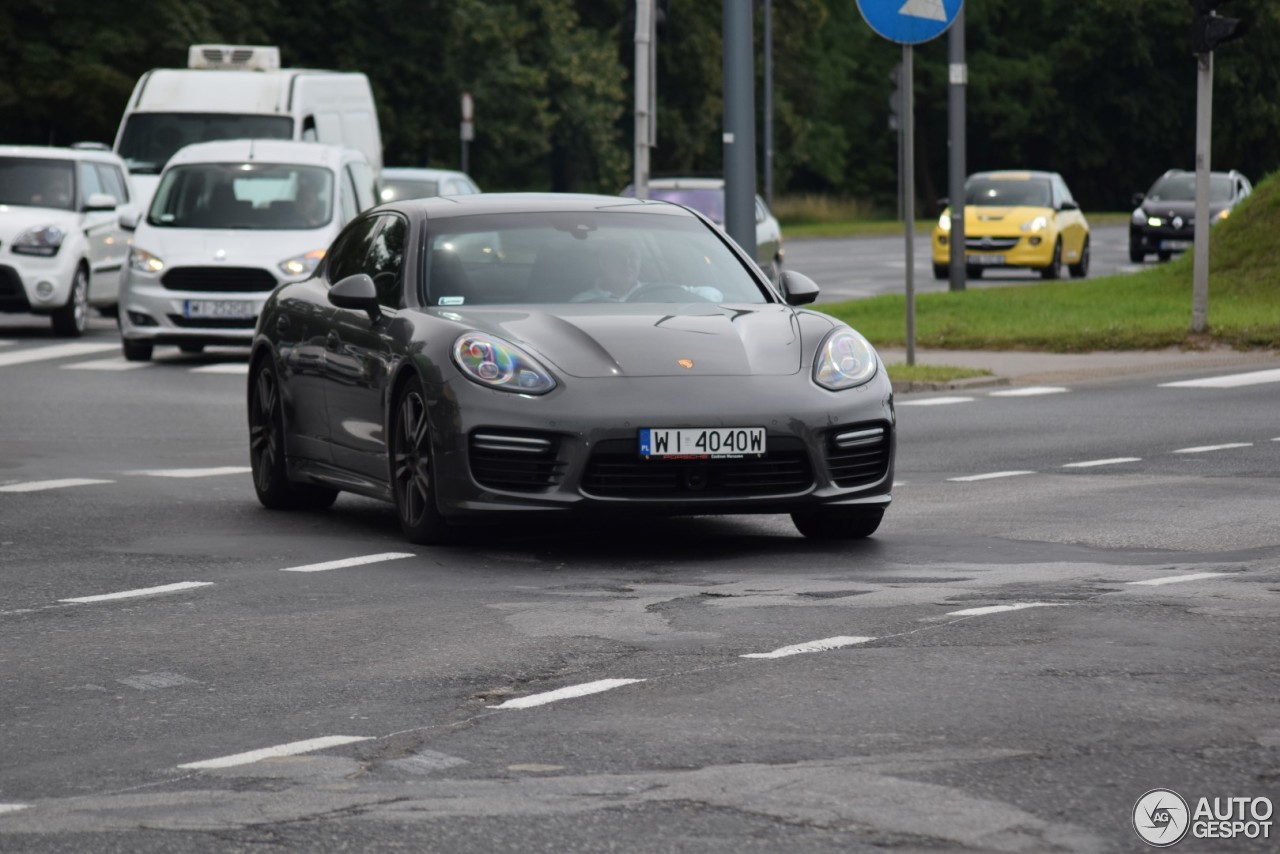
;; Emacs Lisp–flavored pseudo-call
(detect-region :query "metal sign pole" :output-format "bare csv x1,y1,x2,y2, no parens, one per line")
903,43,915,367
1192,49,1212,333
634,0,653,199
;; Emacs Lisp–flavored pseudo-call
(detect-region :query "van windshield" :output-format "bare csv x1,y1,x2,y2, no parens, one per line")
118,113,292,174
149,163,334,230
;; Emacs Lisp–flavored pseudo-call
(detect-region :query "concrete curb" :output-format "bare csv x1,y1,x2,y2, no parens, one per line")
891,375,1010,394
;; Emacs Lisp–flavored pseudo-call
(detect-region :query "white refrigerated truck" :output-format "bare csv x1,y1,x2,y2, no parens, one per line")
112,45,383,210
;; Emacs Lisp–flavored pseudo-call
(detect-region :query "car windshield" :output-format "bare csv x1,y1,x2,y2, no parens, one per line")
148,163,334,230
641,188,725,223
380,179,440,203
117,113,293,174
423,210,770,306
1148,174,1232,203
965,178,1052,208
0,157,76,211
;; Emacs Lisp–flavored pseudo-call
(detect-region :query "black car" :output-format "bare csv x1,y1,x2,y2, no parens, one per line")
248,193,895,544
1129,169,1252,262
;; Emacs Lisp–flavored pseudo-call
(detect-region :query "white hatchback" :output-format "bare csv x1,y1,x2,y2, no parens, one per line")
118,139,377,360
0,145,136,335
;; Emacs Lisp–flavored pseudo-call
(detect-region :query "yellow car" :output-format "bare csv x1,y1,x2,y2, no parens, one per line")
932,170,1090,280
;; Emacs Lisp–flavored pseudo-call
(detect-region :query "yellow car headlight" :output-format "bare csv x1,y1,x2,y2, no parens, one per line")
1020,215,1048,232
938,212,951,232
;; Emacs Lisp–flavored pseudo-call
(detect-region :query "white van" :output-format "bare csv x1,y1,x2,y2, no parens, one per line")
113,45,382,211
117,140,376,361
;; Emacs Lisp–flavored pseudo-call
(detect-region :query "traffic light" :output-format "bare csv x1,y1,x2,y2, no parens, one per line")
1192,0,1248,55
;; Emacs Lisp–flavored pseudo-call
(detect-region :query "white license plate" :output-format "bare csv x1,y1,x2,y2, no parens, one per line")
184,299,257,319
1161,239,1192,250
966,254,1006,266
640,427,766,460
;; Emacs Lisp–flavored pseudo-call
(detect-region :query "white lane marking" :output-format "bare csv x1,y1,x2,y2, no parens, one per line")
0,804,30,815
119,671,198,690
0,342,117,368
279,552,415,573
61,358,148,371
488,679,644,710
948,471,1035,482
897,396,975,407
178,735,372,770
1173,443,1253,454
947,602,1065,617
1159,368,1280,389
1063,457,1142,468
741,636,875,659
126,467,251,478
191,363,249,375
0,478,114,493
1128,572,1226,587
60,581,214,604
989,386,1069,397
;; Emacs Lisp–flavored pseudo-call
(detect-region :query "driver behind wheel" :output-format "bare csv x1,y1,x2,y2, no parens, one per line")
571,237,723,303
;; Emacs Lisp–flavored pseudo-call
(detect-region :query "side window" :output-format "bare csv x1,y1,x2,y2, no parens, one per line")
339,168,359,224
77,161,105,205
326,217,382,285
365,215,407,307
348,161,376,211
754,198,767,224
95,164,128,204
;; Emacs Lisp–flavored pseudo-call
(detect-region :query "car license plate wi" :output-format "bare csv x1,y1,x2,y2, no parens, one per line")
967,254,1006,266
1161,239,1192,250
640,427,766,460
184,299,256,319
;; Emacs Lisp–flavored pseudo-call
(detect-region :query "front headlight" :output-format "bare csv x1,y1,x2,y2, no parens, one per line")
937,212,952,232
1216,208,1230,222
452,333,557,395
12,224,65,256
1020,215,1048,232
279,249,326,277
129,247,164,274
813,327,878,391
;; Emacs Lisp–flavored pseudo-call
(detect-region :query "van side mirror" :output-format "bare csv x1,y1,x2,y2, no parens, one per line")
118,209,140,231
84,193,118,212
780,270,820,306
936,197,949,214
1131,192,1145,207
328,273,382,322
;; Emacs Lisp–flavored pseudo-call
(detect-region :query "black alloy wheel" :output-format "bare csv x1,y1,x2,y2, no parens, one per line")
248,361,338,510
1040,239,1063,280
390,377,452,544
51,266,89,337
1069,235,1090,279
791,507,884,540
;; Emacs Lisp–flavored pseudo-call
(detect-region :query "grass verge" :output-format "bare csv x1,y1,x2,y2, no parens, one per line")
883,363,993,383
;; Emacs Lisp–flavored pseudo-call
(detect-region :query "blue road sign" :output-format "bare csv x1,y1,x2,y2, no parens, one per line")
856,0,963,45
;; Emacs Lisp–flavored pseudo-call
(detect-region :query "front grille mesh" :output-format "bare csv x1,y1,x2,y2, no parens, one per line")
469,431,565,492
825,423,892,488
583,437,812,498
965,237,1019,251
167,315,257,329
161,267,278,292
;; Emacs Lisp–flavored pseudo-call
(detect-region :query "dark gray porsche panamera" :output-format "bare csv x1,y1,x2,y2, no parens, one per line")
247,193,895,544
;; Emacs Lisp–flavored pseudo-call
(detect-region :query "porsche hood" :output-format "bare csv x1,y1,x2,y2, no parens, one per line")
439,303,808,378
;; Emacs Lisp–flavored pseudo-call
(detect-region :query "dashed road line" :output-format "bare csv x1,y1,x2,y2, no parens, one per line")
61,358,148,371
0,342,117,368
488,679,645,710
989,386,1069,397
1127,572,1226,587
0,478,114,493
126,467,251,478
741,636,875,659
279,552,416,573
0,804,30,815
947,471,1035,482
59,581,214,604
1159,368,1280,389
897,396,975,407
177,735,372,770
946,602,1066,617
191,363,249,375
1063,457,1142,468
1173,443,1252,454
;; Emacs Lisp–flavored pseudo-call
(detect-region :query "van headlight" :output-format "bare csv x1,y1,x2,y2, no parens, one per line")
129,247,164,273
814,327,878,390
452,333,557,395
279,249,326,276
12,225,65,256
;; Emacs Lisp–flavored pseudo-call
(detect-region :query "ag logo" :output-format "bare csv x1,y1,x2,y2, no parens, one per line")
1133,789,1190,847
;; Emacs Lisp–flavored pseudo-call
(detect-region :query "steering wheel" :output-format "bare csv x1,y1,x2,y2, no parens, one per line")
624,282,712,303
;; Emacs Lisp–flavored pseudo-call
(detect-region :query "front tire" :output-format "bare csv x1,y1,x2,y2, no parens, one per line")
1128,243,1146,264
122,338,154,362
390,376,453,544
1069,235,1090,279
791,508,884,540
1039,239,1062,280
51,266,90,337
933,263,948,280
248,360,338,511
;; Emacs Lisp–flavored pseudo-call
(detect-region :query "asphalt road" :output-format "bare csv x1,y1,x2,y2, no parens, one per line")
787,224,1142,303
1,318,1278,853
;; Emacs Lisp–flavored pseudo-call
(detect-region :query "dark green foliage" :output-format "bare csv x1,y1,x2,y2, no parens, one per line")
1,0,1277,206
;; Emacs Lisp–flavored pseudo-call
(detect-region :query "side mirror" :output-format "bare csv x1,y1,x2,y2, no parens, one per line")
780,270,820,306
1131,192,1145,207
328,273,382,322
1059,200,1080,212
118,209,140,231
936,197,950,214
84,193,117,212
